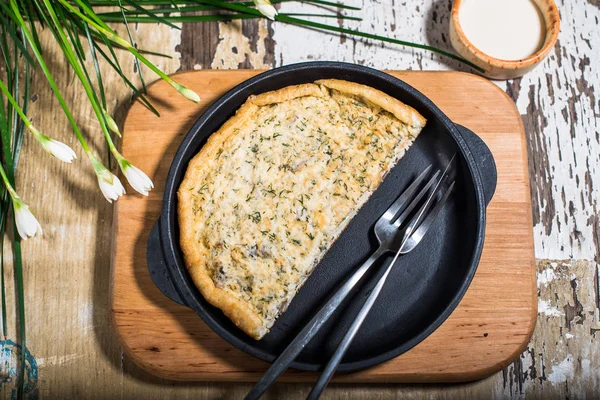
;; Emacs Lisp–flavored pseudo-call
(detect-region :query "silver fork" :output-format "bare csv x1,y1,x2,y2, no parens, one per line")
245,159,456,400
306,163,455,399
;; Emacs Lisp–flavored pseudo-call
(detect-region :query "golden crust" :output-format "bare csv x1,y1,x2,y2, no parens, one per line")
178,101,267,339
315,79,427,128
248,83,327,106
178,79,425,340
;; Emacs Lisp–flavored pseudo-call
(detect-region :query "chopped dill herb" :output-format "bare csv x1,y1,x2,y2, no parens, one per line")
248,211,262,223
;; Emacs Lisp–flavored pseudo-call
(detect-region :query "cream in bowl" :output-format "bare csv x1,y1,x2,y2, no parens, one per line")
450,0,560,80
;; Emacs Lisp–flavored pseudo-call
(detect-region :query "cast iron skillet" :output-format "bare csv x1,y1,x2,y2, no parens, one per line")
146,62,497,372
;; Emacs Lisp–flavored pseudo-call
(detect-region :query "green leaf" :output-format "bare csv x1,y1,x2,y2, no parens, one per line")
40,0,114,149
0,11,35,67
12,31,29,169
93,44,161,116
273,0,361,11
116,0,148,94
274,13,485,72
121,0,182,30
12,229,25,400
9,0,92,152
97,12,362,23
83,22,107,109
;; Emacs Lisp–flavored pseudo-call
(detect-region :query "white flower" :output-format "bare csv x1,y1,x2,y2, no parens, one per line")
96,168,126,203
121,162,154,196
254,0,278,20
41,138,77,163
29,126,77,163
13,201,42,240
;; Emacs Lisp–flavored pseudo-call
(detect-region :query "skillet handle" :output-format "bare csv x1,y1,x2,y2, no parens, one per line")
455,124,497,206
147,221,187,306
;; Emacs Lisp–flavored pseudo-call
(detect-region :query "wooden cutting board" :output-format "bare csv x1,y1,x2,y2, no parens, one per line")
111,70,536,382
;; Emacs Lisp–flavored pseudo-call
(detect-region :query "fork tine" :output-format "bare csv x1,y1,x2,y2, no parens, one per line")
378,165,433,226
391,169,440,229
393,154,458,229
402,181,455,252
396,154,456,248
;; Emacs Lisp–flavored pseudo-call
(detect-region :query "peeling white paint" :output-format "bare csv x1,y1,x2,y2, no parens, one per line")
547,355,575,385
537,268,557,287
538,299,563,317
211,20,271,69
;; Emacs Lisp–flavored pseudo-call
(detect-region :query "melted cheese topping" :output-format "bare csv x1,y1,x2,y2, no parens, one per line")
180,83,423,338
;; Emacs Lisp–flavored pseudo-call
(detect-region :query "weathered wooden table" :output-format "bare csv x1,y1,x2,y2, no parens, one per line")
3,0,598,398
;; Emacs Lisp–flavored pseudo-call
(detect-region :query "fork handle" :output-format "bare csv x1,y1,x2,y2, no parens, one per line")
307,253,400,400
244,247,387,400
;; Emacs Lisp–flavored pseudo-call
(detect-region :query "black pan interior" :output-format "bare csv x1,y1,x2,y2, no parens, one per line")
160,62,485,371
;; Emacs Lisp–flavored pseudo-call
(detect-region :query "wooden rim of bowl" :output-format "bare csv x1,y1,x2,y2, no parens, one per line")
451,0,560,68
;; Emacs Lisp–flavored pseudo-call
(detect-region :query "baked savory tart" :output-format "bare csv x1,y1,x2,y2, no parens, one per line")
178,79,426,340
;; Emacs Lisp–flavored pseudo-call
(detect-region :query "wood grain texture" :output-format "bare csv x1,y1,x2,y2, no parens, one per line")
112,70,536,382
1,0,597,398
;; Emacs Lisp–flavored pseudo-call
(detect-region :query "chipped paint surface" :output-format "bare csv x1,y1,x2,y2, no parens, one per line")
547,355,575,385
495,260,600,398
211,20,272,69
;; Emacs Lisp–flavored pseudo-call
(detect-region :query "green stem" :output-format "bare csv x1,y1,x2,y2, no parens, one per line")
83,22,107,109
275,14,485,72
119,0,181,30
156,0,485,72
58,12,160,115
8,0,93,153
13,29,30,168
117,0,148,94
0,163,18,200
88,0,361,10
97,12,362,22
57,0,198,100
97,0,360,16
0,80,32,130
0,51,10,343
70,0,114,31
40,0,116,153
12,230,25,400
0,11,28,399
0,212,6,339
93,44,160,116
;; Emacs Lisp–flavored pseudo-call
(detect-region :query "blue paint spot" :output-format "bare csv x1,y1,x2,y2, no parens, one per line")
0,340,38,399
